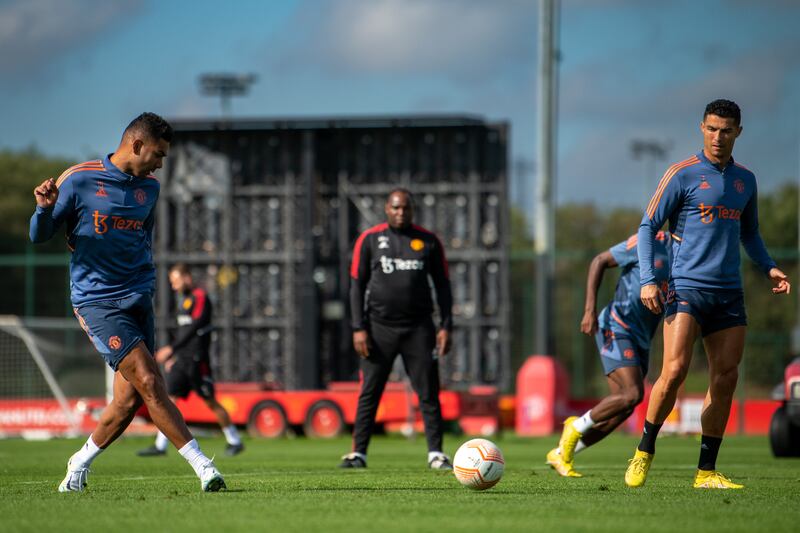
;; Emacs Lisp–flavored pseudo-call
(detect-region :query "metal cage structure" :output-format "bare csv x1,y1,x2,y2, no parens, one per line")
156,116,510,391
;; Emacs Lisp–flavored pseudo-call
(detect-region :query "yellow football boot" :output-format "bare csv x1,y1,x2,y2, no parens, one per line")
557,416,583,464
693,470,744,489
624,449,654,488
546,448,583,478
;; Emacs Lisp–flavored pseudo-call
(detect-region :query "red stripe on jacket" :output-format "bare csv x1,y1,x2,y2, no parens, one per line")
191,288,207,320
350,223,388,279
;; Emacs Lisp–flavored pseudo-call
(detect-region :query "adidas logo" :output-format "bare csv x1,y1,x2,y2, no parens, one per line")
699,180,711,190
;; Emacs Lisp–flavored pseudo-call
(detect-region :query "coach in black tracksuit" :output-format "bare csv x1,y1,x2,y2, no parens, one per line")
339,189,454,470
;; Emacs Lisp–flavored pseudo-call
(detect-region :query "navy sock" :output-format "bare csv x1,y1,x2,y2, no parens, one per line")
697,435,723,471
637,420,663,454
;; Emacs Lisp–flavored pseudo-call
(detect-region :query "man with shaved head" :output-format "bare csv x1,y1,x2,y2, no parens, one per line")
340,188,454,470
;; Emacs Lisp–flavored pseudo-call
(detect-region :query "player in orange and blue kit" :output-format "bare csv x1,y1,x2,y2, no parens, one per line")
30,113,225,493
625,99,791,489
548,232,670,477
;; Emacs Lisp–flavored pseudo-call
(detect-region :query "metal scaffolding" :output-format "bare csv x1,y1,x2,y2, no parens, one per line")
156,116,511,390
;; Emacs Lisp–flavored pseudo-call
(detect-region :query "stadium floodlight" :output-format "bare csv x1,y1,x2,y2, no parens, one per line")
198,73,258,117
631,139,671,201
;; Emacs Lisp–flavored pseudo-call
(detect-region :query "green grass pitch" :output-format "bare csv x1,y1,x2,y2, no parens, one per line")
1,433,799,532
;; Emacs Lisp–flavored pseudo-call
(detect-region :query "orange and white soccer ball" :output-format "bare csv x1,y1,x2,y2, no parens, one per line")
453,438,505,490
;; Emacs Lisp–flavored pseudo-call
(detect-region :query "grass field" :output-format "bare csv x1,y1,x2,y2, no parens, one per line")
2,432,799,532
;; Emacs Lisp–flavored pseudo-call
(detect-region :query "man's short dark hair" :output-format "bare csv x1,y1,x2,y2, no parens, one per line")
704,99,741,126
123,112,173,143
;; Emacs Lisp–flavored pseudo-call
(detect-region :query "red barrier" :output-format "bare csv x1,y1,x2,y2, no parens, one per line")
515,355,570,436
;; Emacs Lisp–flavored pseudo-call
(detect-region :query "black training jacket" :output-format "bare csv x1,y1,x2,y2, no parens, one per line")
349,223,453,331
170,287,212,364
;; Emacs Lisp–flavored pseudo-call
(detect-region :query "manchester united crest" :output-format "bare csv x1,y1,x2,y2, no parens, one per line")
134,188,147,205
410,239,425,251
109,336,122,350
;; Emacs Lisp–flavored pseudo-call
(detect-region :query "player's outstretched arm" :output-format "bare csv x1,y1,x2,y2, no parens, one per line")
769,267,791,295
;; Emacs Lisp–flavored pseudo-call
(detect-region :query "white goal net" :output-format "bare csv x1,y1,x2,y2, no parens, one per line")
0,316,107,438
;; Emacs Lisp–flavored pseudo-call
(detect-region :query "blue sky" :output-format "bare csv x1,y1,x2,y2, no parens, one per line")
1,0,798,213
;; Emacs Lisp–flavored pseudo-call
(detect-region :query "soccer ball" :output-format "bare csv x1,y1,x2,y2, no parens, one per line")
452,438,505,490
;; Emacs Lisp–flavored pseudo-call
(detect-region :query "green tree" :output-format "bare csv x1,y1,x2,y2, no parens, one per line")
0,148,75,252
0,148,76,316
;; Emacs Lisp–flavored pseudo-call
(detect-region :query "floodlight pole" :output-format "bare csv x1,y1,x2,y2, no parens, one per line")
795,142,800,356
198,73,258,118
631,139,670,202
534,0,559,356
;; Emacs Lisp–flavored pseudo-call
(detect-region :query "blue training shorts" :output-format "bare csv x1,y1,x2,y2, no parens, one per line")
594,328,649,376
665,288,746,337
73,292,155,371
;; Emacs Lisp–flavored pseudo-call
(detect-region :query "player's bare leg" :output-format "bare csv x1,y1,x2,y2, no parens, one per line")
119,342,224,490
646,313,699,425
59,370,142,492
203,396,244,455
626,313,699,487
560,367,643,461
204,397,232,428
550,367,642,477
117,343,192,447
581,369,643,446
692,326,746,489
589,366,644,422
701,326,745,436
92,371,144,447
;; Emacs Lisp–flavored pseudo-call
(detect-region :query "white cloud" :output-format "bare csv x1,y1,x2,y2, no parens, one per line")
0,0,144,76
272,0,536,81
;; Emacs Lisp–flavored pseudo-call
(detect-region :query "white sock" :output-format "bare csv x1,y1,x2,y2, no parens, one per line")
178,439,212,477
348,451,367,460
556,441,587,456
575,440,587,454
222,425,241,446
154,431,169,451
428,451,448,462
572,411,595,434
72,436,103,468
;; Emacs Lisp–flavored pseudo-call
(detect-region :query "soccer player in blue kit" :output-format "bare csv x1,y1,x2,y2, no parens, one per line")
549,232,670,477
625,100,791,489
30,113,226,492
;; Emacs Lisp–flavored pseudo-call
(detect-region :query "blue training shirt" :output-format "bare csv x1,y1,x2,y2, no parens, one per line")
598,232,670,349
29,155,160,306
638,150,776,290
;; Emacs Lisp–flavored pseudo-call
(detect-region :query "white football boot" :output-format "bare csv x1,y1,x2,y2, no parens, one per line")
199,460,226,492
58,455,90,493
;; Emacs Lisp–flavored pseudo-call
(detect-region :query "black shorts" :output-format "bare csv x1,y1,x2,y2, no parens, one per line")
165,360,215,400
665,288,747,337
73,293,155,371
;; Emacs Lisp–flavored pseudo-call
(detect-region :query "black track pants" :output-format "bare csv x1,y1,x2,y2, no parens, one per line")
351,319,443,455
